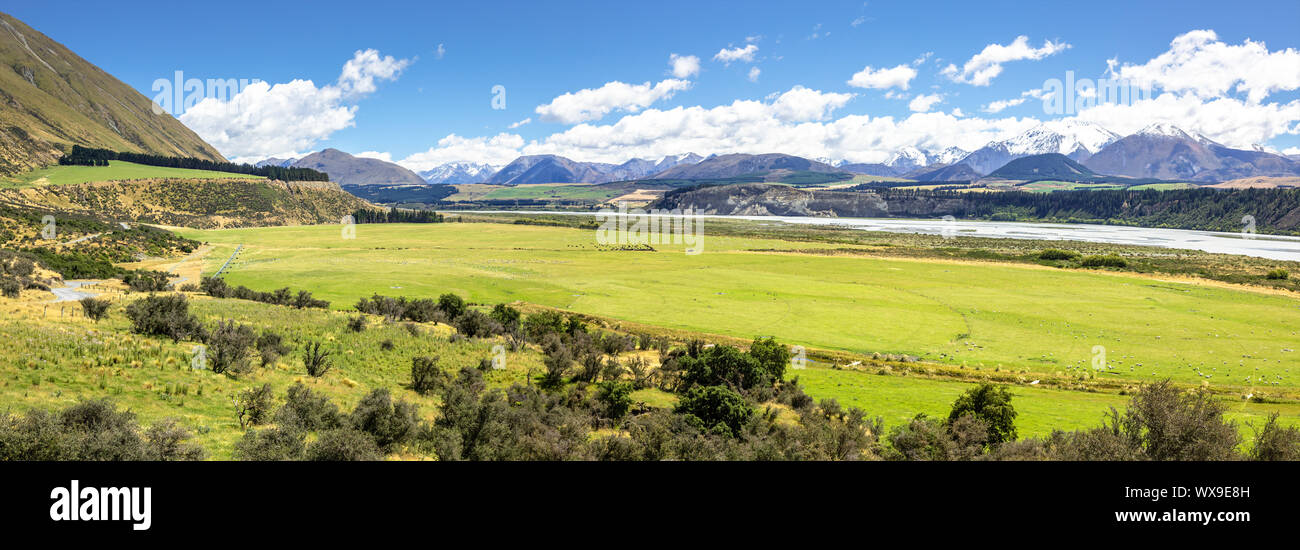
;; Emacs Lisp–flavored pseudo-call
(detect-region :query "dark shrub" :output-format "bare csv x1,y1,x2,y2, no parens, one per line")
350,388,419,452
305,429,383,461
124,294,200,342
454,309,503,338
1080,254,1128,268
234,426,305,461
489,303,521,330
1038,248,1079,261
411,356,445,395
79,297,110,322
675,385,753,437
275,382,343,431
143,418,206,461
346,316,366,332
1248,413,1300,461
234,384,275,429
437,293,466,319
207,320,258,375
255,331,291,367
1266,268,1289,280
947,383,1018,444
0,277,20,298
302,341,332,377
597,381,635,419
748,337,789,382
124,269,170,292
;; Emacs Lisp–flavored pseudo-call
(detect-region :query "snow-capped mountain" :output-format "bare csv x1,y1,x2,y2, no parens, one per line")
253,157,297,168
931,147,969,165
419,162,499,184
957,120,1120,175
1085,123,1300,181
652,152,704,173
886,146,930,173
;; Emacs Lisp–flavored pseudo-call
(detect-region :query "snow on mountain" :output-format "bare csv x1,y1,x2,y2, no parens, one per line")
419,161,499,184
886,146,930,172
931,147,968,165
957,120,1120,175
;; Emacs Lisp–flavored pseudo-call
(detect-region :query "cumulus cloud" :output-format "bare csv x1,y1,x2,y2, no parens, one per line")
355,151,393,162
534,79,692,124
769,86,854,122
982,97,1027,113
847,64,917,90
396,133,526,171
748,67,761,83
908,93,944,112
1284,146,1300,155
942,36,1070,86
181,49,411,160
669,54,701,78
1112,29,1300,104
337,49,412,98
1072,92,1300,149
714,44,758,64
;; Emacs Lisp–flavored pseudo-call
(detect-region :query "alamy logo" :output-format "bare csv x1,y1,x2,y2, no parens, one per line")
595,202,705,255
49,480,152,531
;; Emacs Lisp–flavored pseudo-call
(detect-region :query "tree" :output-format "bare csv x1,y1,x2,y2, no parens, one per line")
597,381,634,419
679,345,768,391
675,385,753,437
1248,413,1300,461
947,383,1018,444
489,303,521,331
275,382,343,431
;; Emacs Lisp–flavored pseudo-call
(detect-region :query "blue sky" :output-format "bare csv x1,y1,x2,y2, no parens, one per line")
9,0,1300,167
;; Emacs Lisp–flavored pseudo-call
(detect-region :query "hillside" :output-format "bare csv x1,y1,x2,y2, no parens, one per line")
1,160,264,188
0,12,224,176
988,153,1097,180
1084,124,1300,181
0,178,372,229
652,153,839,180
292,148,424,186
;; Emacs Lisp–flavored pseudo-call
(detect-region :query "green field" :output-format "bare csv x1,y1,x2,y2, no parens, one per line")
2,160,264,188
177,222,1300,395
481,183,627,201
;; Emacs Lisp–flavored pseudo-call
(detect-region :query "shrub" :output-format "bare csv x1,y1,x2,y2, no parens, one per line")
305,429,383,461
597,381,635,419
124,294,200,342
255,331,291,367
748,337,790,382
947,383,1018,444
454,309,503,338
302,341,332,378
489,303,521,330
234,384,275,429
675,385,753,437
350,389,420,452
1266,268,1289,280
437,293,467,319
1080,254,1128,268
207,320,258,375
679,345,769,391
79,297,110,322
1038,248,1080,261
411,356,446,395
234,427,305,460
275,382,343,431
143,418,206,461
346,315,366,332
123,269,170,292
1248,413,1300,461
0,277,19,298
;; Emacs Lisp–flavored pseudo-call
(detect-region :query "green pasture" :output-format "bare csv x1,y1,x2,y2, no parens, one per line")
2,161,264,188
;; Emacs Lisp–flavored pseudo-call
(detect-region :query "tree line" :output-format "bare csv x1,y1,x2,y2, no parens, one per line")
350,208,444,224
58,145,330,182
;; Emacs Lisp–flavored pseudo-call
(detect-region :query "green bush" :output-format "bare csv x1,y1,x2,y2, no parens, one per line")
124,294,200,342
1038,248,1080,261
1080,254,1128,268
1266,268,1289,280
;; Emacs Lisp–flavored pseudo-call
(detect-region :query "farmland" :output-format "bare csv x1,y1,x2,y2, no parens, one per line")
0,160,264,189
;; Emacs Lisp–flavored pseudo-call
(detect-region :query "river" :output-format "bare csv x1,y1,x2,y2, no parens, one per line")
449,211,1300,262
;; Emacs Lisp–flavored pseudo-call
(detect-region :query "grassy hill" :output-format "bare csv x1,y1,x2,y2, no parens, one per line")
0,12,224,176
1,160,264,189
0,178,372,229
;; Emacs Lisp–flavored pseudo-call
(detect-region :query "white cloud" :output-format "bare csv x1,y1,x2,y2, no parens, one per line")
1072,92,1300,149
355,151,393,162
1113,29,1300,104
181,49,411,161
908,93,944,112
1283,146,1300,155
714,44,758,64
748,67,761,83
982,97,1027,113
669,54,701,78
535,79,693,124
851,16,866,27
847,64,917,90
435,43,445,59
396,133,526,171
942,36,1070,86
508,118,532,129
770,86,854,122
337,49,412,98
